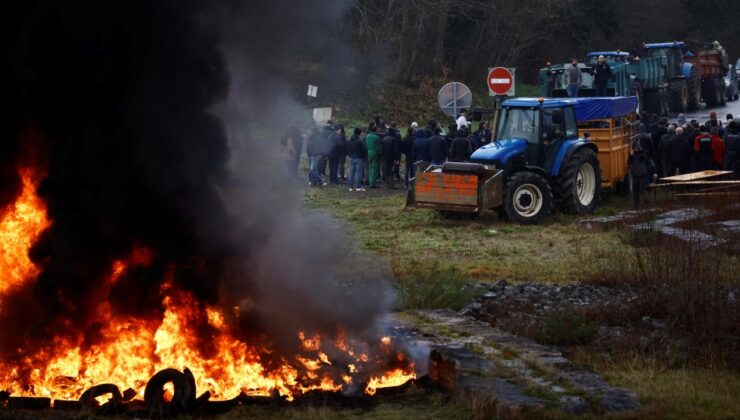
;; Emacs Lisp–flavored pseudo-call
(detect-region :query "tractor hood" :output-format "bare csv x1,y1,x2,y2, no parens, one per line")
470,138,528,166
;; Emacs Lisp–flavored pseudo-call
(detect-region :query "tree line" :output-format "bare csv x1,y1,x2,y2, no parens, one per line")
347,0,740,86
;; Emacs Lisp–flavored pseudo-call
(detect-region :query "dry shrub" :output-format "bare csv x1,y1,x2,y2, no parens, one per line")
586,197,740,367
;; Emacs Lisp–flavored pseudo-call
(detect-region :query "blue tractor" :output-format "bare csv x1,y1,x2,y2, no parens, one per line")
408,98,638,224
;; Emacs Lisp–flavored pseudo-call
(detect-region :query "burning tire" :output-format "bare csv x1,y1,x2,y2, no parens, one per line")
502,171,552,225
144,368,196,414
555,148,601,215
79,383,123,411
669,79,689,112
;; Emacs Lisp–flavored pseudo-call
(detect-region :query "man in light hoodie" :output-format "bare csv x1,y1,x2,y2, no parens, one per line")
564,58,582,98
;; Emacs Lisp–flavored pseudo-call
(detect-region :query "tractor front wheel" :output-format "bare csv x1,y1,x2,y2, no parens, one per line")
556,148,602,215
502,172,553,225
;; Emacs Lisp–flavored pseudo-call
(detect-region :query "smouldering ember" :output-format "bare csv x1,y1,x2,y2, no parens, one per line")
0,169,415,402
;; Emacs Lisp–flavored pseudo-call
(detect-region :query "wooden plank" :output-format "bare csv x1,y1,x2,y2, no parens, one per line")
674,192,740,198
659,170,733,182
649,180,740,188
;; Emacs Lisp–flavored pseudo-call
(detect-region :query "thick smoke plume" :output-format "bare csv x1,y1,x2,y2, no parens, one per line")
0,0,396,380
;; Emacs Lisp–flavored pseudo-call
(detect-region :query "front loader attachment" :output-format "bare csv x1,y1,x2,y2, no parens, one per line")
406,163,503,215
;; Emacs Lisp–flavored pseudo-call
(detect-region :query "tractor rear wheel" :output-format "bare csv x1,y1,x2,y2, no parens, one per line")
555,148,602,215
687,68,701,110
642,89,659,115
669,79,689,112
502,172,552,225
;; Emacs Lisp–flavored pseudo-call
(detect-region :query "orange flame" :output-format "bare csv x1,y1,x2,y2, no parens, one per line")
0,168,415,402
0,168,49,294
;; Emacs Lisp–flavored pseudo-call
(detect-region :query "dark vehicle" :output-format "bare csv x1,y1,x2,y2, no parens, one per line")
726,66,739,101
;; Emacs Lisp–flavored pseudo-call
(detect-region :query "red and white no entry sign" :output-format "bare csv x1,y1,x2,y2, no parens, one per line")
487,67,515,96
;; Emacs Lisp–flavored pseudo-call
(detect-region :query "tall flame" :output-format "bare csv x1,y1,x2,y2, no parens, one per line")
0,168,415,402
0,168,49,294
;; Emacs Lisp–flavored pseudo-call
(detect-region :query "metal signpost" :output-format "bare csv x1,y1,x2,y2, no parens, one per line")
487,67,516,136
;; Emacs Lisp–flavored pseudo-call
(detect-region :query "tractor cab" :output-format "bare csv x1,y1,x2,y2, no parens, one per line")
470,98,580,176
643,42,686,78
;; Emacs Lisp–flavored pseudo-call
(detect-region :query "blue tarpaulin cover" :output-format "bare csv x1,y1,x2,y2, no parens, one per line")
573,97,638,121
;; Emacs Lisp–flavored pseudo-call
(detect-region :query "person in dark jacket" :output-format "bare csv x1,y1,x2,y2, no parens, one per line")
346,128,367,191
472,122,486,150
306,128,328,186
724,121,740,178
665,127,691,176
327,125,345,184
650,119,667,160
280,123,303,179
381,131,400,189
628,140,657,208
593,55,612,97
692,126,714,171
429,128,448,166
413,127,431,173
656,125,676,178
402,124,417,187
636,124,656,161
449,127,474,162
705,111,725,138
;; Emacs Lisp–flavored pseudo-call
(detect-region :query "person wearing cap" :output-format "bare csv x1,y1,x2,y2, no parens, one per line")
564,58,582,98
593,55,612,97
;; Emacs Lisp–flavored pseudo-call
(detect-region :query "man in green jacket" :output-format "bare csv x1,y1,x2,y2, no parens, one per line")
365,125,382,188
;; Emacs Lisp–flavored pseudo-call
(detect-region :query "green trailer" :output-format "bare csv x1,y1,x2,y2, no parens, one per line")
539,52,669,115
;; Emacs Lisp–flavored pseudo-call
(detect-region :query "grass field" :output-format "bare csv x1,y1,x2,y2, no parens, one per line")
305,182,740,419
306,184,631,308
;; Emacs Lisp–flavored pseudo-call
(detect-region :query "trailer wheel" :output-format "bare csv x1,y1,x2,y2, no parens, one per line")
703,79,719,107
687,68,701,110
556,148,602,215
502,172,552,225
669,79,688,112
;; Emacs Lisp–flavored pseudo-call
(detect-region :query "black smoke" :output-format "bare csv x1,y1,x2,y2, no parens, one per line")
0,0,396,387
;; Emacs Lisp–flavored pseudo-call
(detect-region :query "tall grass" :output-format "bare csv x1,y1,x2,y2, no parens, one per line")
586,197,739,367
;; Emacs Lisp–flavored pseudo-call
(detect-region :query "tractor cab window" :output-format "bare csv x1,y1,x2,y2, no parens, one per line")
563,107,578,139
497,107,540,145
542,108,567,143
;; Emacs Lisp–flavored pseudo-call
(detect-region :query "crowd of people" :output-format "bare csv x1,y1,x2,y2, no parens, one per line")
281,110,493,191
281,108,740,206
628,110,740,207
